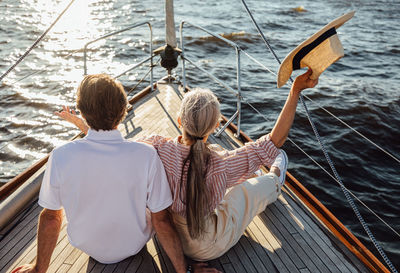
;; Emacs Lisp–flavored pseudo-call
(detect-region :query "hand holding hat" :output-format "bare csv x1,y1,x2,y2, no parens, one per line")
277,11,355,88
292,68,319,94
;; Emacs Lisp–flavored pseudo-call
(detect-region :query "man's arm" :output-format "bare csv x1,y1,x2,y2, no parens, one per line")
151,209,187,273
12,209,63,273
151,209,221,273
55,106,89,134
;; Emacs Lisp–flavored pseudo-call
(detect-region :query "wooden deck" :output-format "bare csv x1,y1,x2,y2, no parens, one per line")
0,81,370,273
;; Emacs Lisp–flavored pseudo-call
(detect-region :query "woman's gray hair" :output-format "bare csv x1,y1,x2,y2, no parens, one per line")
179,88,220,140
179,88,220,239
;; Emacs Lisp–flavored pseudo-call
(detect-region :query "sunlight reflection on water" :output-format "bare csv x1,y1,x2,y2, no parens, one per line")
0,0,399,266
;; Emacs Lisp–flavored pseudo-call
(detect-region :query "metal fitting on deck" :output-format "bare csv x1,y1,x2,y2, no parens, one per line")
154,44,182,75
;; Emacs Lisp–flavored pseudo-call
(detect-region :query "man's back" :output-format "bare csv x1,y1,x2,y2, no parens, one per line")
39,129,172,263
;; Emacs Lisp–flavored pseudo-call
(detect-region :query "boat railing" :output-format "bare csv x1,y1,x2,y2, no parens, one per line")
179,19,399,273
83,21,154,93
0,22,156,231
179,21,243,137
179,21,278,138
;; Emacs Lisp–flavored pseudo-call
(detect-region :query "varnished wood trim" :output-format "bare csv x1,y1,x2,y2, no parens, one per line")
0,133,84,201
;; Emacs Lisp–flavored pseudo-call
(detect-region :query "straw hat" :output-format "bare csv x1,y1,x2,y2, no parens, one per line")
277,11,355,88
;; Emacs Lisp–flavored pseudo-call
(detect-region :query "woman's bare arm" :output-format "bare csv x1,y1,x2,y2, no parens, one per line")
269,68,318,147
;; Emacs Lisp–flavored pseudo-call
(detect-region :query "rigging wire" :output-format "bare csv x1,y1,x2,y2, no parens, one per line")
0,0,396,267
300,95,398,273
125,57,161,97
0,48,83,153
239,49,400,167
183,54,400,240
242,96,400,240
0,55,158,153
239,0,398,272
8,48,83,86
302,93,400,165
0,0,76,82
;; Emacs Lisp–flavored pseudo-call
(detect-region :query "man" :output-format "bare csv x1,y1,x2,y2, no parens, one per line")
12,74,219,273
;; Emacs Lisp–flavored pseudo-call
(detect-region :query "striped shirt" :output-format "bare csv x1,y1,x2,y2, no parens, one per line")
138,134,279,217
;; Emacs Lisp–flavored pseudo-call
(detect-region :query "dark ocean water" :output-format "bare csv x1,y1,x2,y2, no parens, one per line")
0,0,399,269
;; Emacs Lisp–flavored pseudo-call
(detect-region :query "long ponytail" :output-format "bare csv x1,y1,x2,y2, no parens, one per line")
179,88,220,239
181,136,211,239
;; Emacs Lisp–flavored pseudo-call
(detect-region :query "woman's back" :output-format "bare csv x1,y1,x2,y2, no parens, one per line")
137,134,279,217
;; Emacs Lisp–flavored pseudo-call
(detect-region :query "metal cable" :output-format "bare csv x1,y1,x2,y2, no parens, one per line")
240,0,398,271
299,94,398,273
126,68,152,97
0,143,8,152
0,135,25,152
240,0,281,65
239,50,400,167
241,50,277,76
126,57,160,97
242,97,400,240
8,48,83,85
302,94,400,165
0,0,76,82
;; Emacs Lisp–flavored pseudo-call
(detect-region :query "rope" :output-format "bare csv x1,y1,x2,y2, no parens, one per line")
299,95,398,273
0,0,76,82
239,0,398,271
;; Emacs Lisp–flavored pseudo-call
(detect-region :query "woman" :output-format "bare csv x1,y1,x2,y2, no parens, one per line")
57,68,318,260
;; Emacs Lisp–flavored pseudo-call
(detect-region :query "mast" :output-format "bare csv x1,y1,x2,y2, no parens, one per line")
155,0,181,77
165,0,177,48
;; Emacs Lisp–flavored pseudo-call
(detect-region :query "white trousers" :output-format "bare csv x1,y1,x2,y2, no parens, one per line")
172,173,281,261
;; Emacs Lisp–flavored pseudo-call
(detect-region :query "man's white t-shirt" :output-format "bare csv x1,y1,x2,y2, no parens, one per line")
39,129,172,264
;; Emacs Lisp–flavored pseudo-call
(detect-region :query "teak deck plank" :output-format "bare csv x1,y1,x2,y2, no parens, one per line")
230,241,258,273
252,216,300,273
237,236,270,273
0,203,40,250
55,263,71,273
246,221,290,273
258,211,309,270
277,192,361,272
261,207,323,273
0,82,370,273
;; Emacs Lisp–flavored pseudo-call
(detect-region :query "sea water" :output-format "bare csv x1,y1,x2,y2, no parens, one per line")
0,0,399,268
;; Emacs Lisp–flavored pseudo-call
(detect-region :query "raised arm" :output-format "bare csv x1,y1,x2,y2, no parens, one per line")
269,68,318,147
55,106,89,134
